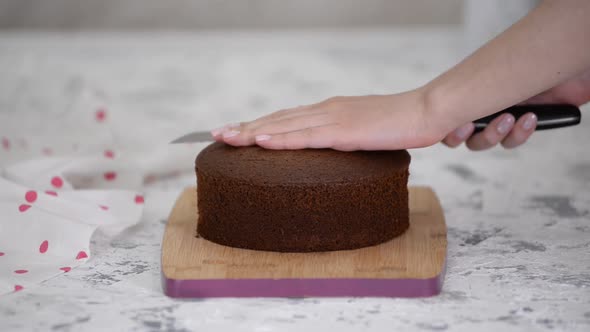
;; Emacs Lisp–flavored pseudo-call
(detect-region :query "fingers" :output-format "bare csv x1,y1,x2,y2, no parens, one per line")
250,104,315,125
211,123,238,142
443,112,537,150
210,100,327,146
501,113,537,149
254,125,337,150
214,96,348,147
219,113,332,147
465,113,515,151
212,96,357,148
442,123,475,148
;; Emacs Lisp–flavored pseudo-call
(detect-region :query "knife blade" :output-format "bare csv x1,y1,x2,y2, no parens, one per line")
170,131,214,144
170,104,582,144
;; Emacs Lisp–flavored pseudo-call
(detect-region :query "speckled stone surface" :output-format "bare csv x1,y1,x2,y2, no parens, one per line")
0,28,589,332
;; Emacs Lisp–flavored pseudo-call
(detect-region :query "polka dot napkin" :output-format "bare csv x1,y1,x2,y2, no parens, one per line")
0,98,204,296
0,107,153,296
0,162,144,296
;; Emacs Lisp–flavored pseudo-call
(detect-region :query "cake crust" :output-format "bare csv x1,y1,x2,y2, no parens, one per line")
195,142,410,252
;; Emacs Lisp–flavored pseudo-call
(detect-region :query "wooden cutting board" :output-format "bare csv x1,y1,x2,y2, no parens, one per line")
161,186,447,298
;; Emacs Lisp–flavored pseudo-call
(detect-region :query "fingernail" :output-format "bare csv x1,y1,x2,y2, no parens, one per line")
497,115,514,134
223,130,240,139
455,125,472,140
522,113,537,131
255,135,271,142
211,127,224,137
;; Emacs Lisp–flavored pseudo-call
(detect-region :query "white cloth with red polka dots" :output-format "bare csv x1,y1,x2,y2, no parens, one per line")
0,162,145,295
0,173,143,294
0,108,162,295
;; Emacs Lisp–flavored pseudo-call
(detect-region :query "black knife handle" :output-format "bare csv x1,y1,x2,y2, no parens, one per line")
473,104,581,133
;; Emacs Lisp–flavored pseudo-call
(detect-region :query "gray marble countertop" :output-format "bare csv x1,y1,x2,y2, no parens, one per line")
0,28,589,332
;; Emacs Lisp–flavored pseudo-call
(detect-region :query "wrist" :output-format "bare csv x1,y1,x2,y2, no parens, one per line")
417,83,461,136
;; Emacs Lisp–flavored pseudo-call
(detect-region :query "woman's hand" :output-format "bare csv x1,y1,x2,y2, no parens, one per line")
442,112,536,150
214,68,589,152
213,1,590,152
213,90,450,151
443,68,590,150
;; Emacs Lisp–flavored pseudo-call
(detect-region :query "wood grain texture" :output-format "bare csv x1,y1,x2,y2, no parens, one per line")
161,186,447,297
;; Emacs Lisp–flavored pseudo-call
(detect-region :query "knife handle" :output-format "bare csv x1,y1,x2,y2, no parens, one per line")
472,104,581,134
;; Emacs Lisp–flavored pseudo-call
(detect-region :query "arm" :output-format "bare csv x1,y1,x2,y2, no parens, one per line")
443,68,590,150
429,0,590,144
216,0,590,151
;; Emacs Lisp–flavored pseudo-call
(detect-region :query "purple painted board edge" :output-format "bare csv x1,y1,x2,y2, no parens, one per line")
161,260,446,298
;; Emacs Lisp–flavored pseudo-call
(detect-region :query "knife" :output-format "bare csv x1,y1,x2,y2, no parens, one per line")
473,104,581,133
170,104,582,143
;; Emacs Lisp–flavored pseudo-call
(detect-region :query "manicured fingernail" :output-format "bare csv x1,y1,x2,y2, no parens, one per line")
455,125,472,140
522,113,537,131
223,130,240,139
497,115,514,134
211,127,224,137
255,135,271,142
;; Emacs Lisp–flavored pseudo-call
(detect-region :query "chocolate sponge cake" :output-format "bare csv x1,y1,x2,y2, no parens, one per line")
195,142,411,252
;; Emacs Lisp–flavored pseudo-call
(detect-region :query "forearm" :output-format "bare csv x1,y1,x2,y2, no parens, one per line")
424,0,590,131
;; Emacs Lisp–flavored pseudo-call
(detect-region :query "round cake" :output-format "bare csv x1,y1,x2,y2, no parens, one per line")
195,142,411,252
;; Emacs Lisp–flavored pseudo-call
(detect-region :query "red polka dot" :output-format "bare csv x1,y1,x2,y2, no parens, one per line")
2,137,10,150
104,150,115,159
14,285,23,292
45,190,58,196
104,172,117,181
42,147,53,156
19,204,31,212
14,269,28,274
135,195,144,204
39,240,49,254
60,267,71,273
76,251,88,260
95,108,107,122
99,205,109,211
51,176,64,188
0,252,5,256
25,190,37,203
